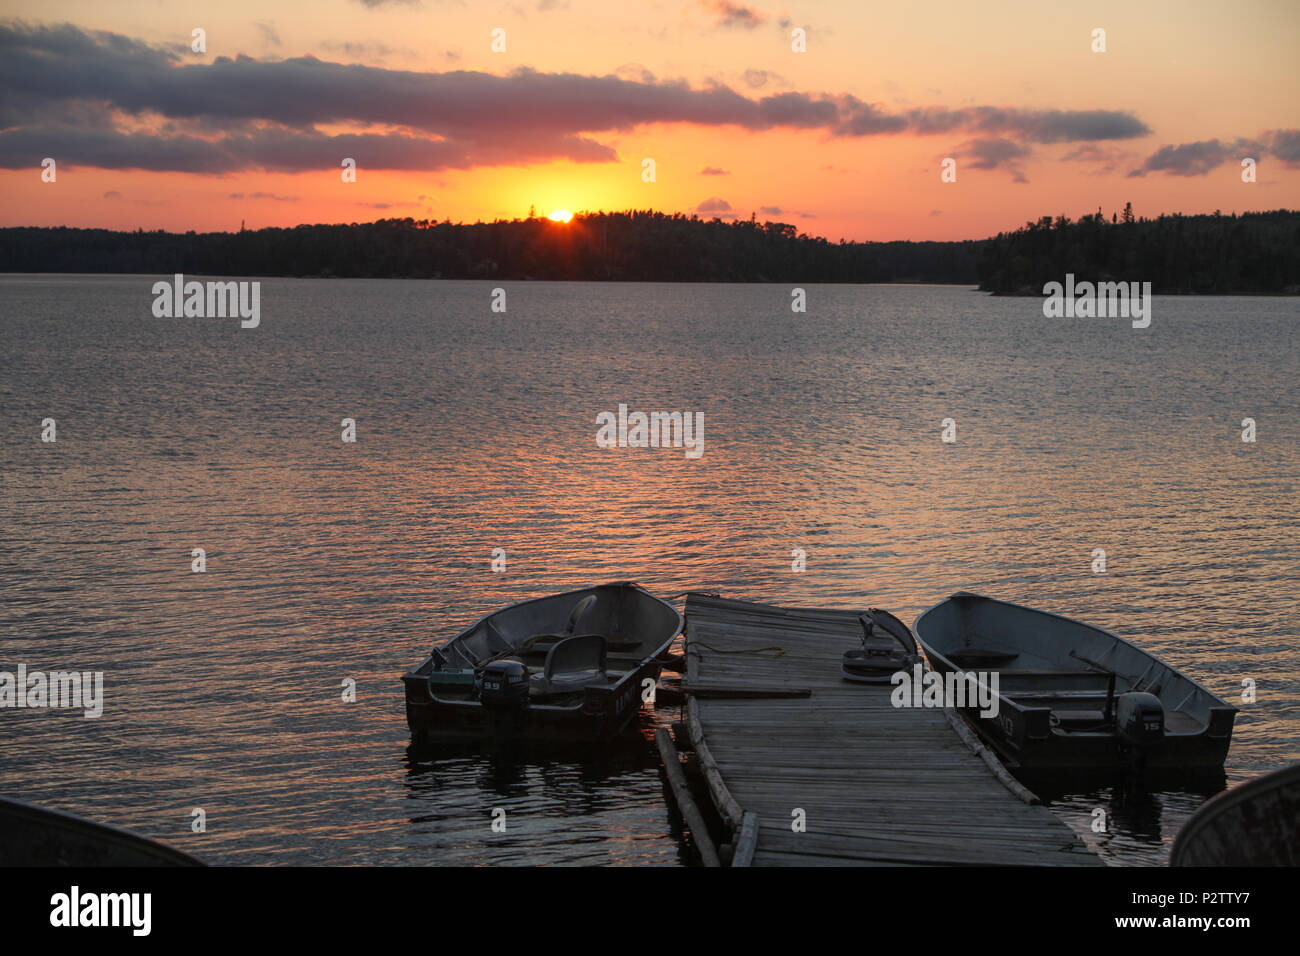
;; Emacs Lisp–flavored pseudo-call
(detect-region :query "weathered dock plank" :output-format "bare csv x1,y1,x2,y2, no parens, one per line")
683,593,1102,866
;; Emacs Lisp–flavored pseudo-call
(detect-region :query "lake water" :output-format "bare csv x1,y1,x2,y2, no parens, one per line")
1,275,1296,866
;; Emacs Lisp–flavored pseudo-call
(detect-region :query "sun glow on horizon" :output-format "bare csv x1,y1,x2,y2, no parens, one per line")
547,209,573,223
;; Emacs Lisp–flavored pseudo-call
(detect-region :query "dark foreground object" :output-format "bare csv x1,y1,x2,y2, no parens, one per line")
1172,762,1300,866
913,593,1236,771
0,795,202,867
403,582,682,743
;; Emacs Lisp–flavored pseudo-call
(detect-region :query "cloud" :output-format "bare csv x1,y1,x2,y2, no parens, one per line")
1127,128,1300,176
958,137,1031,170
697,196,732,212
757,205,814,219
615,63,656,84
254,22,280,47
702,1,767,29
1128,137,1259,177
1061,143,1128,162
741,67,789,90
1059,142,1137,175
700,166,729,175
1267,129,1300,164
909,106,1149,142
320,39,416,62
0,21,1164,175
1126,129,1299,177
0,121,615,172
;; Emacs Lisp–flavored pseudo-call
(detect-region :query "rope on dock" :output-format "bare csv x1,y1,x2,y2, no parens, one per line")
688,642,787,658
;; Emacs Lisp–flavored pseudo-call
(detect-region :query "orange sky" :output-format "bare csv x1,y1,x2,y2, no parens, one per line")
2,0,1297,240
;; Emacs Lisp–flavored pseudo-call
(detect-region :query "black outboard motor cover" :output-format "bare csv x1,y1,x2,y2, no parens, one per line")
477,659,530,710
1115,691,1164,746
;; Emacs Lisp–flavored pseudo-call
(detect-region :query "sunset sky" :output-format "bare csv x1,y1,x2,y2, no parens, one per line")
2,0,1297,240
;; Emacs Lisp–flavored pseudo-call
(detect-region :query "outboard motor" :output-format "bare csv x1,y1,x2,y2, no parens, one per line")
476,659,530,735
1115,692,1165,748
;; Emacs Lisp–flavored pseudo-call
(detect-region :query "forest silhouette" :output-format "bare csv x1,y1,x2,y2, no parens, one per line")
2,208,1296,293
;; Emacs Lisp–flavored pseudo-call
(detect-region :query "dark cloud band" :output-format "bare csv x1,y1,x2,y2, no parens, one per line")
0,20,1156,173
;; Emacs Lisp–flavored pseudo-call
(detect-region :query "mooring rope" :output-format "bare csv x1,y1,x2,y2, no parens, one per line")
689,642,786,658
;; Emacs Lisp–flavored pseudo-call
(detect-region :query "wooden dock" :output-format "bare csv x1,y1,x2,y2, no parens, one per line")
681,593,1103,866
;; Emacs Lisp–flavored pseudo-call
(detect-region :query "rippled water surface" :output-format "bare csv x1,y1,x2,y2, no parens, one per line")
1,276,1296,865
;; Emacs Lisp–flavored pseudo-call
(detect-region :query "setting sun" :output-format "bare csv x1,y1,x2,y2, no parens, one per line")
547,209,573,223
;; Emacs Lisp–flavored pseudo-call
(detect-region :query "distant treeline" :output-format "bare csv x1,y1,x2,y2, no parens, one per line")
0,211,982,284
2,208,1296,292
976,208,1300,294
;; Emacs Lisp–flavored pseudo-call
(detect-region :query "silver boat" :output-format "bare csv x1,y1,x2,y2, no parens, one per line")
402,582,683,742
913,593,1236,770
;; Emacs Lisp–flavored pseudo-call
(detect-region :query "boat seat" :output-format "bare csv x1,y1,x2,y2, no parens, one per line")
529,634,611,697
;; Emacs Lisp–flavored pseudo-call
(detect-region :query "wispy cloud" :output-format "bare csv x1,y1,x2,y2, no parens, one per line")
758,205,814,219
229,191,300,201
742,67,788,90
701,1,767,30
254,21,280,47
